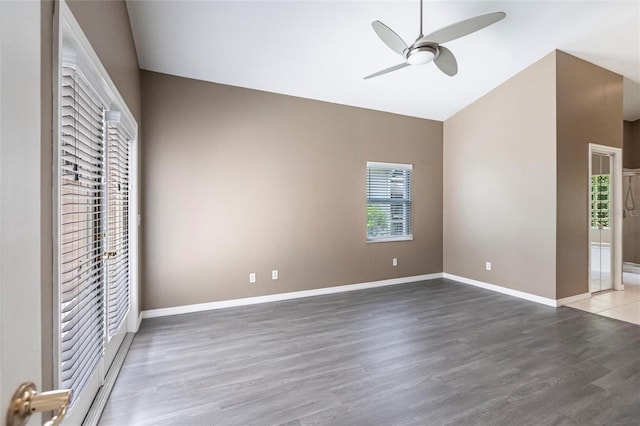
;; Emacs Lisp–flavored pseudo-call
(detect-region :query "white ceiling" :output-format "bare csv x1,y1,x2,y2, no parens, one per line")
126,1,640,122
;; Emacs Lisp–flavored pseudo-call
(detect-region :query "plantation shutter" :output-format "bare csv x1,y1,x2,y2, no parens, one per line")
59,64,106,399
366,162,413,241
106,120,131,338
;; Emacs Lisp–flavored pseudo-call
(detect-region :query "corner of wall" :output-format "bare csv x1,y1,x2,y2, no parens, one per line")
443,51,558,300
555,51,624,299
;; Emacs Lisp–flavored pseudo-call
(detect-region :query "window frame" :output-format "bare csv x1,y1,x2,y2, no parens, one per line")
366,161,413,243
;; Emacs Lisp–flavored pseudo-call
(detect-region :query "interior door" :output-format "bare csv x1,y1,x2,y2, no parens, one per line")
590,153,613,293
1,2,65,424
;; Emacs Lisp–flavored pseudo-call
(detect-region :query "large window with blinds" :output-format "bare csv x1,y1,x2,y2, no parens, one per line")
57,3,137,421
57,51,134,414
366,162,413,242
59,64,107,397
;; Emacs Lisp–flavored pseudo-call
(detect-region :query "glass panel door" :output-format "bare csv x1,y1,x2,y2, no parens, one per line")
590,153,613,293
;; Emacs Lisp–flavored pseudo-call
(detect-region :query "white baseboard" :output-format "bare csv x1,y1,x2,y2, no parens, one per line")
442,273,559,307
142,273,444,319
137,312,143,329
623,262,640,274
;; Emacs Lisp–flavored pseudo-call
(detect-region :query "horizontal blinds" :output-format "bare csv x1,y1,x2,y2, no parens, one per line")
106,123,130,338
59,65,106,400
366,163,412,239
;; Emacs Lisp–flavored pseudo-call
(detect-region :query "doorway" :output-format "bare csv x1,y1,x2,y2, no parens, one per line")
589,144,623,294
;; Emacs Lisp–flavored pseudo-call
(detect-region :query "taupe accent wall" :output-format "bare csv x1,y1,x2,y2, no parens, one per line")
624,119,640,169
141,71,443,310
555,51,623,299
443,53,558,299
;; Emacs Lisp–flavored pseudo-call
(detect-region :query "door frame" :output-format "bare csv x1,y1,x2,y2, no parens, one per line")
589,143,623,291
0,1,44,423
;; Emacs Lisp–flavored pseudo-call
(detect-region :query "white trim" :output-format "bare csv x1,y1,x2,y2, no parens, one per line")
367,161,413,170
589,144,623,291
82,333,134,426
442,273,559,307
624,263,640,274
142,273,443,319
126,134,140,334
137,312,143,330
556,292,591,306
367,235,413,243
622,168,640,176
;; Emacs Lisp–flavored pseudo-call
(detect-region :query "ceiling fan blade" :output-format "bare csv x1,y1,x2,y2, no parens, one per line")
434,46,458,76
364,63,410,80
372,21,409,56
422,12,506,44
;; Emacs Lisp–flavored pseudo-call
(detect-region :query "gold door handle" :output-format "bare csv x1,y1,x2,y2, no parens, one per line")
6,382,71,426
102,251,117,260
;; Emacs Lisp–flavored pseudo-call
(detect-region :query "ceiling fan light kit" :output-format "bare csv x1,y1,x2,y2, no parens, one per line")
365,0,505,79
407,46,437,65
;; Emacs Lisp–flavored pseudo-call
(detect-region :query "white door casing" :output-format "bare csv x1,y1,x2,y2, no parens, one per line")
0,1,44,425
589,143,624,293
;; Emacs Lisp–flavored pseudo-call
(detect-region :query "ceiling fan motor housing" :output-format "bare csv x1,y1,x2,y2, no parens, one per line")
406,44,438,65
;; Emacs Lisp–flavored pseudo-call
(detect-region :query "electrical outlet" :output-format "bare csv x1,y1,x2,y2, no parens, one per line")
392,258,398,267
249,273,256,283
485,262,492,271
272,270,278,280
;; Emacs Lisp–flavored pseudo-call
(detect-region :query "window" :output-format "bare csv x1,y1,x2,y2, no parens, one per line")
591,174,610,228
367,162,413,242
56,4,138,420
59,63,107,399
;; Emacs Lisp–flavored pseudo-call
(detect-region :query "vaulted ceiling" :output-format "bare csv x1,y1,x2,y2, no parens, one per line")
126,1,640,121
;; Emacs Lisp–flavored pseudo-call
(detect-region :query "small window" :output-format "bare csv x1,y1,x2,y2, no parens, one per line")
367,161,413,242
591,174,610,228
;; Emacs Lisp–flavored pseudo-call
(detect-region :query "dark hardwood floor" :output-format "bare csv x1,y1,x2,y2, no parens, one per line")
99,279,640,425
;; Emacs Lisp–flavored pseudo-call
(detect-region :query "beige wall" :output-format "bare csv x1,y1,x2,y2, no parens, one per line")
624,119,640,169
40,0,141,393
443,53,558,299
555,51,623,298
141,71,443,310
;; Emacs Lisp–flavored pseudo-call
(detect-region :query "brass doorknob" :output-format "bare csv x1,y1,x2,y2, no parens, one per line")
6,382,71,426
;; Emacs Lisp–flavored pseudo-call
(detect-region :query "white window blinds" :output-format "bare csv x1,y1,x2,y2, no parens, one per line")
59,65,106,398
366,162,413,242
106,122,131,338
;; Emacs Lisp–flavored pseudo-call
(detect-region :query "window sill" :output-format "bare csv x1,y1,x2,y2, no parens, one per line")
367,235,413,243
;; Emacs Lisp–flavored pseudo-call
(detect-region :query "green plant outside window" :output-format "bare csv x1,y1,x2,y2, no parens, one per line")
590,174,610,228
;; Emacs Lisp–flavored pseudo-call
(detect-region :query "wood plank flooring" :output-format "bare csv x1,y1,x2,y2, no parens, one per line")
99,279,640,425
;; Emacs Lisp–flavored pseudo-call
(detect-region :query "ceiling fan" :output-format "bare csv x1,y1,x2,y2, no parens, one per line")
365,0,506,79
